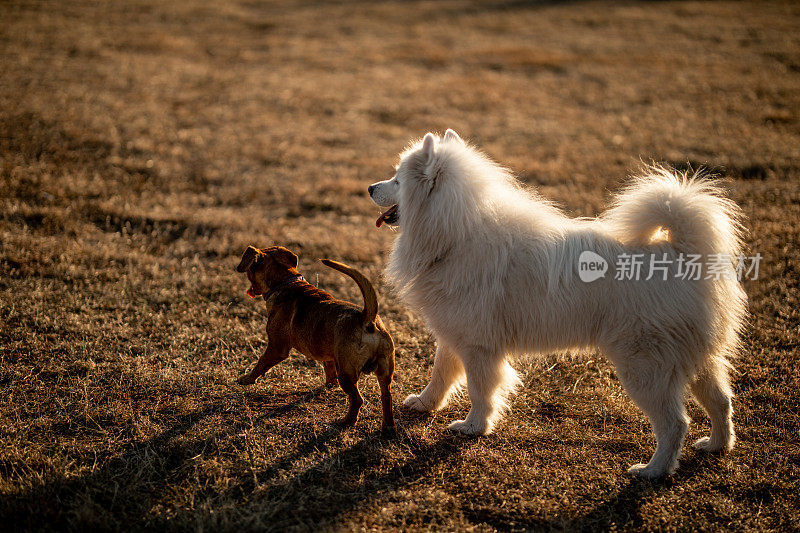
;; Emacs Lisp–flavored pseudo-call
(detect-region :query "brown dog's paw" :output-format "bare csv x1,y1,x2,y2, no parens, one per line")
237,374,256,386
333,417,357,428
380,425,398,439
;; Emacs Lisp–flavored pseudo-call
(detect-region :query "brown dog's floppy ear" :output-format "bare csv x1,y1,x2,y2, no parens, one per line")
272,246,298,269
236,246,259,272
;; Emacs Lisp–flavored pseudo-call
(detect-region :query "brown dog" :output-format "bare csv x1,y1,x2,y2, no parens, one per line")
235,245,396,432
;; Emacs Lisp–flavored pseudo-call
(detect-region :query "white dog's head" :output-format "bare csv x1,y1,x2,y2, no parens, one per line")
368,129,465,228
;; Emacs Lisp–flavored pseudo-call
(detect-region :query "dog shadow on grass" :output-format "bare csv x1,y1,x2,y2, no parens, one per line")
2,385,356,530
4,382,473,530
5,385,716,530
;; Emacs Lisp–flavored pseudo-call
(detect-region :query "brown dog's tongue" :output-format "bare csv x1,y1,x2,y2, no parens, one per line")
376,204,398,228
247,287,257,298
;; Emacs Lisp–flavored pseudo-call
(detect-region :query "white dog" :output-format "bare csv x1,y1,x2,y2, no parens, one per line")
368,130,746,478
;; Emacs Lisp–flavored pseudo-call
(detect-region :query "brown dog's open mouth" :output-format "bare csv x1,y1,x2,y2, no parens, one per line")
376,204,399,227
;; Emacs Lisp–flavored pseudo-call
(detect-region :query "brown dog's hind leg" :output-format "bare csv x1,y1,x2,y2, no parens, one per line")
335,372,363,427
237,341,289,386
323,360,339,388
377,358,395,434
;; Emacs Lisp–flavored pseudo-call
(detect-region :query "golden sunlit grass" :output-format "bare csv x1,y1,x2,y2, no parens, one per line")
1,0,799,530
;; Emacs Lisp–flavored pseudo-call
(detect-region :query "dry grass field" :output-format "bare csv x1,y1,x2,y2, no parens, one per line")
2,0,799,530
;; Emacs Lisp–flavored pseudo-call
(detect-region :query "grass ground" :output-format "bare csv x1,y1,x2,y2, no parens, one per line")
1,0,799,530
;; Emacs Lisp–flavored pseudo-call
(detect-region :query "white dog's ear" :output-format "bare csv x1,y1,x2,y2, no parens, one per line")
444,129,463,144
421,132,436,164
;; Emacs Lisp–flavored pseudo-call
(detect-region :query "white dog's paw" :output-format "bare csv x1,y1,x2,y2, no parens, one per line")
693,436,731,453
627,463,667,479
403,394,433,412
447,419,489,436
693,437,715,452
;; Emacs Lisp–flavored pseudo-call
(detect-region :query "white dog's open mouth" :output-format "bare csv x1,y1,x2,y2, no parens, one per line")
376,204,399,227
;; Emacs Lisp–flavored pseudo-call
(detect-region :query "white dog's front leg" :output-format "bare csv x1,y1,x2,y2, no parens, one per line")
404,344,465,412
448,351,519,436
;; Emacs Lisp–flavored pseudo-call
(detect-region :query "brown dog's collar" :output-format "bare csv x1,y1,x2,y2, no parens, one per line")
263,274,304,301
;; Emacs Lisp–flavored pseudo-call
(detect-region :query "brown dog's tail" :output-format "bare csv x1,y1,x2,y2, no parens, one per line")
320,259,378,326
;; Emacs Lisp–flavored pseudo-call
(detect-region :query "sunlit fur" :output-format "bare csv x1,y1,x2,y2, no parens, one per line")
369,130,747,478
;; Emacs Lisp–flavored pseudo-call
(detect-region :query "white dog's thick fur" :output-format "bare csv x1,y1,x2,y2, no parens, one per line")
369,130,747,478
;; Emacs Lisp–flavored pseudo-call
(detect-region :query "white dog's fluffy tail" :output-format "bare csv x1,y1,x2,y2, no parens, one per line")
603,166,745,258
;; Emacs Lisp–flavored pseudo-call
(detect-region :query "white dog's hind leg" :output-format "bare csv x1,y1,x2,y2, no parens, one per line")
404,344,465,412
448,351,519,436
689,358,735,452
617,361,689,478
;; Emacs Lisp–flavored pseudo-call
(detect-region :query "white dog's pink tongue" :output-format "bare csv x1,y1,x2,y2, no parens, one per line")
376,204,398,227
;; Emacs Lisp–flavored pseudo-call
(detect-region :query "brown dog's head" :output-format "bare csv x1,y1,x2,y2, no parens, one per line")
236,245,299,298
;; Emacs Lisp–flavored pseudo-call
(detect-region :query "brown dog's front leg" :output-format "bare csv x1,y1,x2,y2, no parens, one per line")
237,342,289,385
335,373,363,427
323,360,338,388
